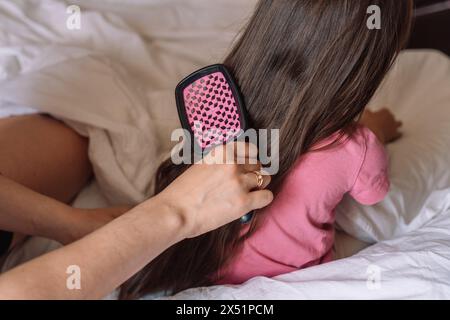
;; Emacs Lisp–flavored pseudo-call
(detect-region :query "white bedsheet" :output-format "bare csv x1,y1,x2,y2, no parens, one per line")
1,0,450,300
169,204,450,300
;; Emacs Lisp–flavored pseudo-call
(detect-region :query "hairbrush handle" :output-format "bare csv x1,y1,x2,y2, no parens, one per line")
240,212,254,224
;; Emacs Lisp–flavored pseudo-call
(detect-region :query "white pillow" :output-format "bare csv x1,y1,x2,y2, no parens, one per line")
336,50,450,243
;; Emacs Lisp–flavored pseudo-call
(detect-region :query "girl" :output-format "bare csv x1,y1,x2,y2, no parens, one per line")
120,0,412,298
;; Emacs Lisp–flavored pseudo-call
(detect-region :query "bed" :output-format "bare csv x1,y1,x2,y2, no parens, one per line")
1,0,450,299
410,0,450,56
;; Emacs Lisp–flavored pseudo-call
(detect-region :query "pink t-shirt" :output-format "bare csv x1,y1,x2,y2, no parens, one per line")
218,125,389,284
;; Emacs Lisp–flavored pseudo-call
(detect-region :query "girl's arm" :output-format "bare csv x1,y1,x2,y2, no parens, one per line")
0,144,273,299
360,109,403,144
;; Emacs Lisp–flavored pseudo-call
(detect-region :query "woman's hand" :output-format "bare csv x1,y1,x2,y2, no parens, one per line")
65,142,273,243
150,143,273,238
360,108,403,144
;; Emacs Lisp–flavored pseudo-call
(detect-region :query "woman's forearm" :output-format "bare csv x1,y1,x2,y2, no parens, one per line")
0,197,185,299
0,143,273,300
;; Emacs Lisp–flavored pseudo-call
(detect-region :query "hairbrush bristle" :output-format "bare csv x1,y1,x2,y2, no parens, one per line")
176,65,248,152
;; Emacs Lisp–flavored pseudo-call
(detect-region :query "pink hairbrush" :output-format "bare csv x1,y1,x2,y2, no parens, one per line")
176,64,253,224
176,64,249,153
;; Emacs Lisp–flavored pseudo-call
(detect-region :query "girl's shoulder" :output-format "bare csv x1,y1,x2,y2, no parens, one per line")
310,123,382,158
288,124,388,194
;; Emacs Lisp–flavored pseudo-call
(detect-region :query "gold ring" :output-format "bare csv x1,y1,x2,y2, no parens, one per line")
253,171,264,189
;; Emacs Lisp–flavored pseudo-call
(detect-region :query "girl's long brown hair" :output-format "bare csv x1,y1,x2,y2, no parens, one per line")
120,0,413,299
